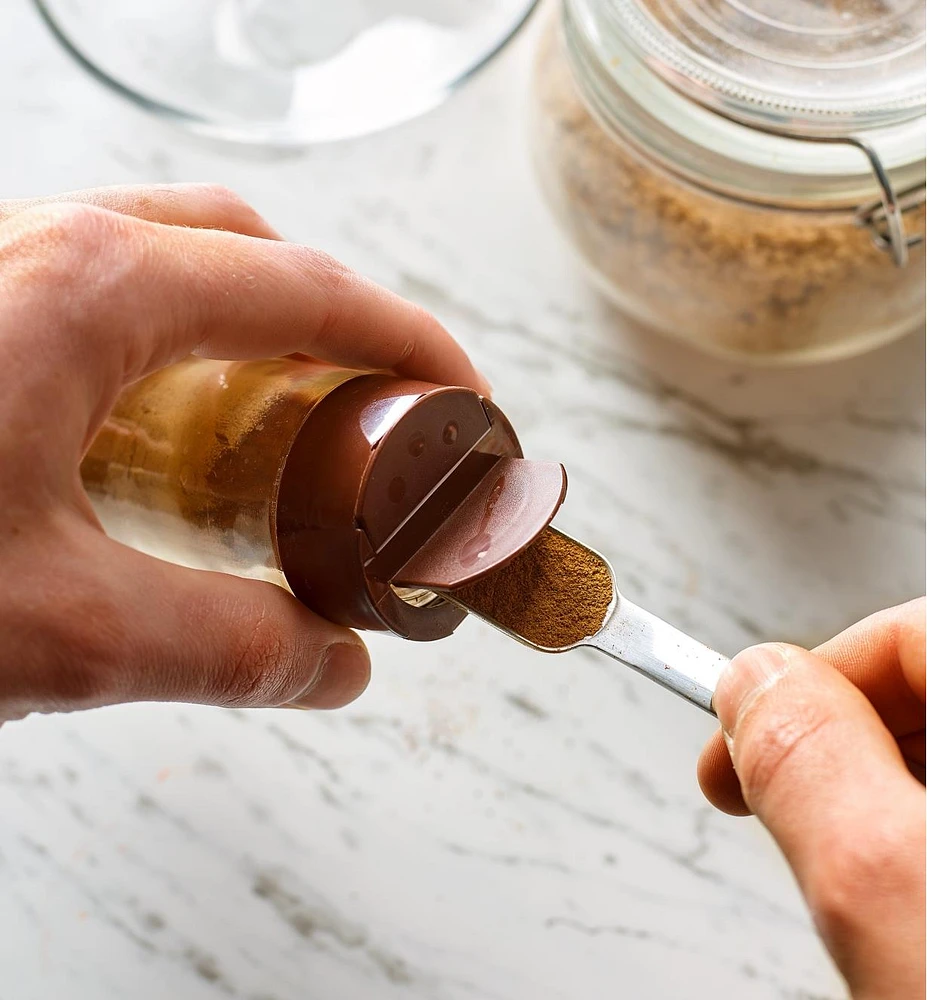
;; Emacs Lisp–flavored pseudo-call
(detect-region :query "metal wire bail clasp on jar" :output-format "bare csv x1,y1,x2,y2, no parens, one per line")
530,0,926,364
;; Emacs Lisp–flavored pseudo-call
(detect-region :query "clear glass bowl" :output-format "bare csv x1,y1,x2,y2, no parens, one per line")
529,2,926,364
34,0,540,144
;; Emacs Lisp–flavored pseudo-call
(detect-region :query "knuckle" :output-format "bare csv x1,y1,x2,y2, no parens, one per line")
0,202,137,303
393,303,440,363
0,202,152,369
219,607,299,707
2,202,123,259
190,183,266,230
290,244,357,297
191,182,247,207
304,251,359,338
305,247,353,290
736,695,834,805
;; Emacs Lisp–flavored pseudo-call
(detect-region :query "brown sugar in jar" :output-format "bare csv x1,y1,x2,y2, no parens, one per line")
530,9,925,363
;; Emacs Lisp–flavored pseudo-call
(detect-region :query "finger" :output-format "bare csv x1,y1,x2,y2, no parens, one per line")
0,183,283,239
714,643,925,995
700,724,926,817
5,524,370,719
814,597,926,717
0,203,490,439
114,543,373,711
699,598,926,815
697,731,751,815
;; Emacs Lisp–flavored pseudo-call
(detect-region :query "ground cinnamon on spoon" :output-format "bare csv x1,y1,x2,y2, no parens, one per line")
454,528,613,648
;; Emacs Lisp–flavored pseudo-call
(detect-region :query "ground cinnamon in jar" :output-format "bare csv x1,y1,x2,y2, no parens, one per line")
454,528,613,648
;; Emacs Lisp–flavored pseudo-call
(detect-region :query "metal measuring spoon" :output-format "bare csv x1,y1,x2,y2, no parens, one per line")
446,529,729,715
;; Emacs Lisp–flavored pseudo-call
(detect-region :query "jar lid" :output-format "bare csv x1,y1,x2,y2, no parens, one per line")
608,0,925,136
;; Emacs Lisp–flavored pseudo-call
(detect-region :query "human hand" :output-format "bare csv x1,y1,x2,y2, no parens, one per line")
0,184,489,725
700,599,926,999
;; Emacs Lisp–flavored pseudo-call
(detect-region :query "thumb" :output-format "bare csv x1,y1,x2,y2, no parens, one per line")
114,547,373,711
18,525,371,717
715,643,925,995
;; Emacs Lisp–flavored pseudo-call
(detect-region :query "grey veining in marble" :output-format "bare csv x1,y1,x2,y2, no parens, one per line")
1,2,923,998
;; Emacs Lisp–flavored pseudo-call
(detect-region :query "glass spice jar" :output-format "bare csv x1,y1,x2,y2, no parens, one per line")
80,356,567,641
530,0,926,364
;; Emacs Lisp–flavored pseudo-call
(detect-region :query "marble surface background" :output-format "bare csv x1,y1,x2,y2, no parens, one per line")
1,2,924,998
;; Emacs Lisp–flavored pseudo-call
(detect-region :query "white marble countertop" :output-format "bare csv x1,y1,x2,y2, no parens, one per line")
1,3,924,999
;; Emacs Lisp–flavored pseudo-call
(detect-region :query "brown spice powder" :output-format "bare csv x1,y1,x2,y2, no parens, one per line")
454,528,613,648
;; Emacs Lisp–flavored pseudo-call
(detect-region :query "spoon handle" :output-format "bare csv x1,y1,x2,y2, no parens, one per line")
586,598,729,714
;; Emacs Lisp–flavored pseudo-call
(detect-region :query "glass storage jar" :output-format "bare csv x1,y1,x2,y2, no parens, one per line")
530,0,926,363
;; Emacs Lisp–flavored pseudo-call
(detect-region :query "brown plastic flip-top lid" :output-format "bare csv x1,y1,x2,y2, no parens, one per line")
276,373,566,641
387,457,568,590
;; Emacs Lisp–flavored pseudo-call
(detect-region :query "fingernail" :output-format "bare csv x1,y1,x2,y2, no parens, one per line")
714,644,793,740
287,643,370,711
476,370,493,398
